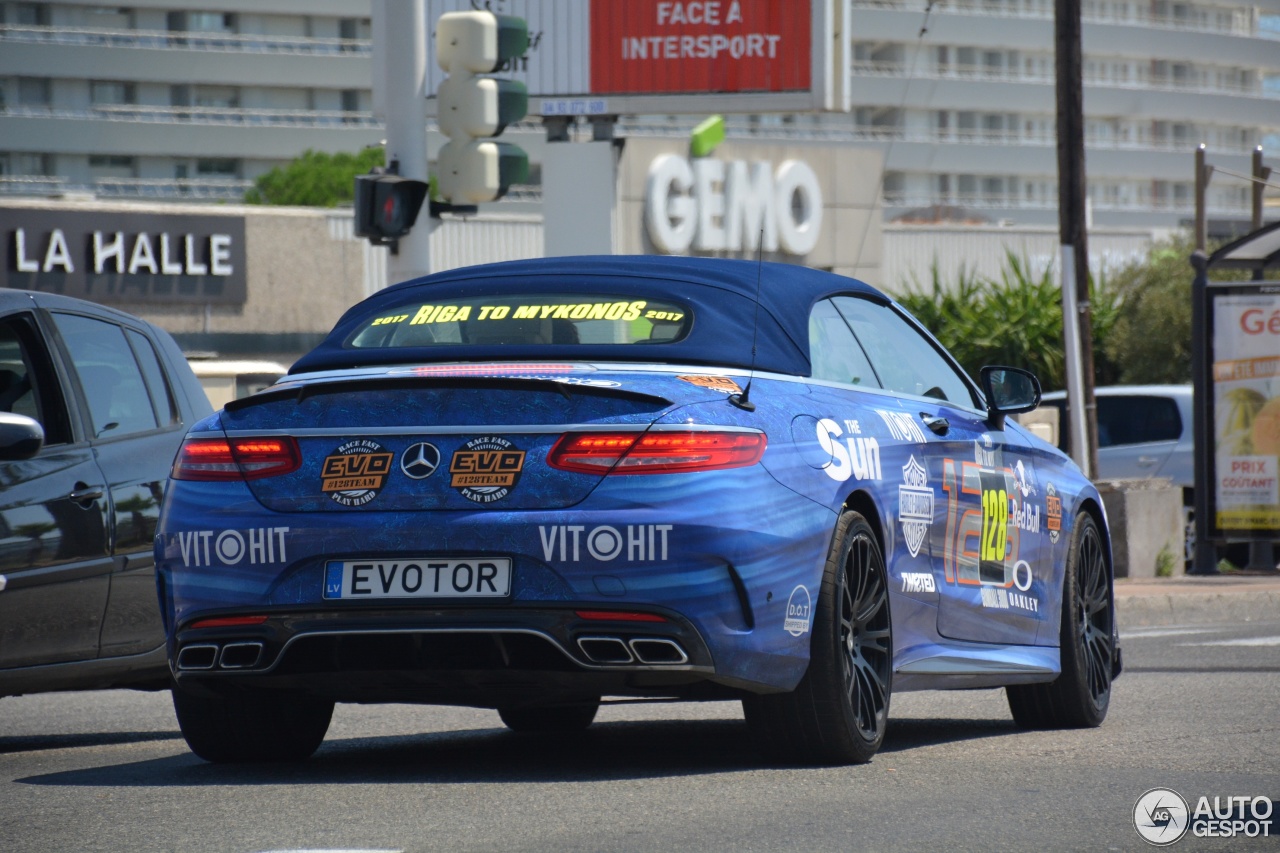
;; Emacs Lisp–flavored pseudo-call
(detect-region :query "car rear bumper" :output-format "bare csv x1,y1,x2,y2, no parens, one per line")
167,604,744,705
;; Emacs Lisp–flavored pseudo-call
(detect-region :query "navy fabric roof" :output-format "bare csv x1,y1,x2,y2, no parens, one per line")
291,255,888,376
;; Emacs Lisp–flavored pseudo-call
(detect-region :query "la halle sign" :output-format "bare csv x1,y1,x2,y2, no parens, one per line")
2,208,247,305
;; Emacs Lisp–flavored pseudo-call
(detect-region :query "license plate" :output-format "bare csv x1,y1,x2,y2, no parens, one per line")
323,558,511,599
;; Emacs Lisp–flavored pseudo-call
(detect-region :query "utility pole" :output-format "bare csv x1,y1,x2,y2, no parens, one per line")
372,0,432,286
1055,0,1098,478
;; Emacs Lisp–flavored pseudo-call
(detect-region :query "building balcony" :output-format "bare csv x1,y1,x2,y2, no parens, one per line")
884,191,1249,218
850,60,1277,102
0,23,370,56
0,175,252,201
850,0,1278,41
2,104,379,129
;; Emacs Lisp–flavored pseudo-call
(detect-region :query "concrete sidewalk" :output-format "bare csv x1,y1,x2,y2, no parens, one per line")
1115,572,1280,628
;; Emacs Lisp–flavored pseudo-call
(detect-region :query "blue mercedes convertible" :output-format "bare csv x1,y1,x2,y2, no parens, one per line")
155,255,1120,764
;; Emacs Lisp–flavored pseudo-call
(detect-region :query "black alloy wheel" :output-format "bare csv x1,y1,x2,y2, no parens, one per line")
743,511,893,765
1007,511,1114,728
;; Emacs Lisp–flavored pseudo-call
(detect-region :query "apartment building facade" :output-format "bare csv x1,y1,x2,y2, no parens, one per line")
1,0,1277,229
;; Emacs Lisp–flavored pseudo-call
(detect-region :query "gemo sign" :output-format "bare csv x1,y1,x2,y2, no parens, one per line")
645,154,823,256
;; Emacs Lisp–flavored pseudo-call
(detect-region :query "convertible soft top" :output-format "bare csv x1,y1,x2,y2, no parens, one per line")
291,255,888,376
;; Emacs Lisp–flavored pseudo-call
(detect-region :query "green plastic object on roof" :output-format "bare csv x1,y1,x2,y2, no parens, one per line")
690,115,725,158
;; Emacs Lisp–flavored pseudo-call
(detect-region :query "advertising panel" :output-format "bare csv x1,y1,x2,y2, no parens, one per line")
588,0,810,95
424,0,843,115
2,208,246,305
1211,287,1280,533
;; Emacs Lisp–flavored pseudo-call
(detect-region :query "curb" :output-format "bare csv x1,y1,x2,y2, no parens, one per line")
1115,579,1280,629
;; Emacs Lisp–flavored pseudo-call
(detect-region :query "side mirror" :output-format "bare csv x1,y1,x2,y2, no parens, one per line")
980,365,1041,430
0,412,44,461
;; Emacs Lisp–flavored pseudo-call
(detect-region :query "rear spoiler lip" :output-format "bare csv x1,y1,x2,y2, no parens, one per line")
223,374,673,413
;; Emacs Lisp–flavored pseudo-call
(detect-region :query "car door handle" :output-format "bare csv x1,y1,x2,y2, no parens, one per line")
920,414,950,436
67,484,104,506
1136,456,1159,467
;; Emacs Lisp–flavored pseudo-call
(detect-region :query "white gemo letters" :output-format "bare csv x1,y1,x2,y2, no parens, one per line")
645,154,823,256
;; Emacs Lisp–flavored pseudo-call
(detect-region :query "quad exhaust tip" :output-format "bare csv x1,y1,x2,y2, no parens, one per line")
176,642,264,671
176,644,218,671
577,636,689,666
629,638,689,665
577,636,634,664
218,642,264,669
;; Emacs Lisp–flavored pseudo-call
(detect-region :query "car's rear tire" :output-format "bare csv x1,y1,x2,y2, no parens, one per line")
742,511,892,765
497,699,600,733
1007,511,1114,728
173,684,334,763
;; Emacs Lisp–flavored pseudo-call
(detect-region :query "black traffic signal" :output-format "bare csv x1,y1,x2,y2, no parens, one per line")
354,173,429,244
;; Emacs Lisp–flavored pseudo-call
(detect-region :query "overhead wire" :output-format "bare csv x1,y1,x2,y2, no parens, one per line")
850,0,942,281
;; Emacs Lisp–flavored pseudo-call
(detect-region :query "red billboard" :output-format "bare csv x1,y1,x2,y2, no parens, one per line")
589,0,812,95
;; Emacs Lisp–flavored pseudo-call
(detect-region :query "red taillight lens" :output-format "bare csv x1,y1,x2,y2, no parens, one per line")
189,615,270,629
548,430,766,475
574,610,668,623
172,436,301,481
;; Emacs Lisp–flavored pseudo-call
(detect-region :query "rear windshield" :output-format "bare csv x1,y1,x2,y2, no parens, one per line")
347,294,690,349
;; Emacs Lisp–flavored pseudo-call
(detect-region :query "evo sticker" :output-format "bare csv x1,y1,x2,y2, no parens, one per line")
784,585,812,636
679,375,742,394
1046,481,1063,543
322,439,394,507
450,436,526,504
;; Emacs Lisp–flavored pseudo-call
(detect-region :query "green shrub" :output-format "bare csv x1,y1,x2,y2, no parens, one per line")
1101,232,1249,385
896,251,1119,391
244,147,386,207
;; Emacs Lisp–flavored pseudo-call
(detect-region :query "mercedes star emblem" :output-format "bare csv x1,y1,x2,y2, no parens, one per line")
400,441,441,479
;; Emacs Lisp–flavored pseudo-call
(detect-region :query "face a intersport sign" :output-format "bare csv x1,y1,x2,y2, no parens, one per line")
2,208,247,305
423,0,844,115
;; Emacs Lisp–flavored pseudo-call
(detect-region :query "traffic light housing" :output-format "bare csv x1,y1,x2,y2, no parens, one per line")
354,173,428,244
435,10,530,205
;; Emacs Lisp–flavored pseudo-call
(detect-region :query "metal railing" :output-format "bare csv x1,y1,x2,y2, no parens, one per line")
0,176,69,197
850,0,1277,40
884,192,1251,216
0,23,370,55
616,119,1263,157
3,104,380,129
93,178,255,200
849,60,1277,100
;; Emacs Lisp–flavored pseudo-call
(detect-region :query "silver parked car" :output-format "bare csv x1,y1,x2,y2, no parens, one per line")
1036,385,1193,498
1033,386,1195,561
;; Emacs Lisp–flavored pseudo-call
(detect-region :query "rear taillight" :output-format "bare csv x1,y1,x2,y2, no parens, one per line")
548,430,766,475
172,436,301,481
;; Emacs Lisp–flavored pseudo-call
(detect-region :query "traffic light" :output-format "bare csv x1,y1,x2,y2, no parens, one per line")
354,172,428,244
434,10,530,204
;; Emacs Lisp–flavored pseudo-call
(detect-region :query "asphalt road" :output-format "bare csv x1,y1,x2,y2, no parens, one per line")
2,619,1278,853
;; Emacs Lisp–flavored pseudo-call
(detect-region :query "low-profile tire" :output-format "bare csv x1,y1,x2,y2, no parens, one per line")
497,698,600,733
173,685,334,763
742,511,892,765
1007,511,1114,729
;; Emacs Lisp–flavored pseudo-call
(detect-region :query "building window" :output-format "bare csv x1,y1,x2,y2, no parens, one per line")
88,155,137,179
196,159,239,178
193,86,239,109
17,77,51,107
91,81,136,106
1,152,54,176
15,3,51,26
